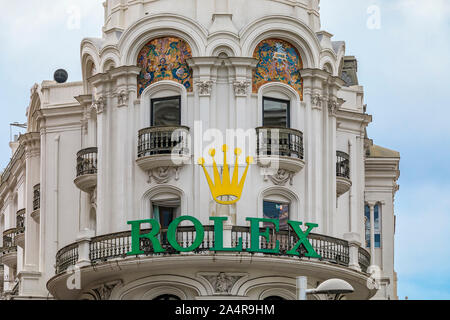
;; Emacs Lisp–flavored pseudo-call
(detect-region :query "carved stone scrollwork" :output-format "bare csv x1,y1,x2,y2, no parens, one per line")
233,80,251,97
196,80,214,97
147,167,181,184
268,169,295,186
200,273,247,295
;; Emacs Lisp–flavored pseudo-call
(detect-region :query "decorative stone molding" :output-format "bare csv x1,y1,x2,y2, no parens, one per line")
93,96,107,114
311,94,322,110
147,167,181,184
19,132,41,158
328,97,338,116
196,80,214,97
199,272,247,295
115,90,129,107
233,80,251,97
91,280,122,300
90,187,97,210
268,169,295,186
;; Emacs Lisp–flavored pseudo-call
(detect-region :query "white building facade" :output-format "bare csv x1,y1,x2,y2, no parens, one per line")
0,0,400,300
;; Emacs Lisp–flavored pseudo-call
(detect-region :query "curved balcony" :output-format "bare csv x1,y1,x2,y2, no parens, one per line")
1,228,18,268
136,126,191,171
256,127,305,173
336,151,352,197
15,209,25,248
49,225,373,300
74,148,98,193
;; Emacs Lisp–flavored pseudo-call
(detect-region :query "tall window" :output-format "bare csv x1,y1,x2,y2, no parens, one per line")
374,204,381,248
151,96,181,126
263,200,289,231
364,205,370,248
263,97,290,128
365,204,382,248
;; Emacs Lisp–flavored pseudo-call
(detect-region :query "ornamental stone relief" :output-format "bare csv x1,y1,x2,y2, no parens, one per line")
147,167,181,184
233,80,251,96
200,272,247,295
196,80,214,96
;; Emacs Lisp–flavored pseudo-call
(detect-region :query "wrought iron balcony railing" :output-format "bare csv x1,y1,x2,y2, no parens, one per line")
137,126,190,158
16,209,25,234
54,225,370,275
358,247,371,273
1,228,18,254
336,151,350,179
232,226,349,266
76,147,98,177
33,184,40,211
256,127,304,160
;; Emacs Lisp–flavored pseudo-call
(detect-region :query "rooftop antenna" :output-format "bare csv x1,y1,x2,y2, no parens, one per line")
10,122,27,142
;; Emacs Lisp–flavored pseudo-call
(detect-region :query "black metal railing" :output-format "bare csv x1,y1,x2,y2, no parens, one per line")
76,147,98,177
54,225,373,275
33,184,40,211
137,126,190,158
256,127,304,160
336,151,350,179
1,228,18,254
16,209,25,234
358,247,371,273
232,227,349,266
55,243,79,274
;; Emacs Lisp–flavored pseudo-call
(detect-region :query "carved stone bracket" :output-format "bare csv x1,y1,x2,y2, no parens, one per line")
90,187,97,210
269,169,295,186
196,80,214,97
199,272,247,295
147,167,181,184
233,80,251,97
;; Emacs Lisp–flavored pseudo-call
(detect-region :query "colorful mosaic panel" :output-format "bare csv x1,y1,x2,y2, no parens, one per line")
252,39,303,100
137,37,193,96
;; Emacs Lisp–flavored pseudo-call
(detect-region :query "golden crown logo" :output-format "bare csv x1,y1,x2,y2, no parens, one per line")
198,145,253,205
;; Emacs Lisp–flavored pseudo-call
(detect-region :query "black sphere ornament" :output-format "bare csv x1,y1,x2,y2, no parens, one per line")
54,69,68,83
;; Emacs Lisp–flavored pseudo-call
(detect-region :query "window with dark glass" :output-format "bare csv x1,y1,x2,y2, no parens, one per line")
263,200,289,231
263,97,290,128
374,204,381,248
151,96,181,126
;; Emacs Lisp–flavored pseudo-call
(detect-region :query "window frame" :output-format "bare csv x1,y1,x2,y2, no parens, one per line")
262,96,291,128
150,95,182,127
263,199,290,231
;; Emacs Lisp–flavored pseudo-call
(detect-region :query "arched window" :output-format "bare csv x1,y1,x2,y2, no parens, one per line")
253,39,303,100
137,37,193,97
263,195,291,231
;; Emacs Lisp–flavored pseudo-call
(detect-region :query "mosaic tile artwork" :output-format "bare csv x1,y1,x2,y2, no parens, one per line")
137,37,193,96
252,39,303,100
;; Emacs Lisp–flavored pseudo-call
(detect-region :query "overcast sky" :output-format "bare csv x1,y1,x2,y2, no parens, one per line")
0,0,449,300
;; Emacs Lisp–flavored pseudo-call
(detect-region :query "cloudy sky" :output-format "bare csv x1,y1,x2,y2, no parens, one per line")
0,0,449,300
